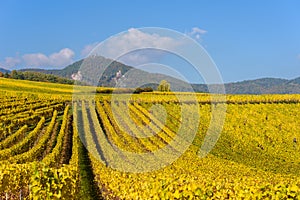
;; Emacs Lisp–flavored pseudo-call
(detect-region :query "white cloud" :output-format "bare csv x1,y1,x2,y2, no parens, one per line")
95,28,181,65
4,56,21,67
22,53,49,66
1,48,75,69
187,27,207,41
85,28,206,66
191,27,207,35
119,28,178,52
48,48,74,66
81,42,99,57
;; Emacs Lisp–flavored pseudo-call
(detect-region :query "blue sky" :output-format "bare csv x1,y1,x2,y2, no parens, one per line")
0,0,300,83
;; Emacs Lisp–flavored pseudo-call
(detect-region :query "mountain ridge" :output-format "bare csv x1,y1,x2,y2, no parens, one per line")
16,56,300,94
0,67,10,74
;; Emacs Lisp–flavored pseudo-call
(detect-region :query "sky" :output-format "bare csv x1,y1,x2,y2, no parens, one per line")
0,0,300,83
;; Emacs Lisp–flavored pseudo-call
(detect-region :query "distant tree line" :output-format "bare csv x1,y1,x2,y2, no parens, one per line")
96,87,153,94
0,70,75,85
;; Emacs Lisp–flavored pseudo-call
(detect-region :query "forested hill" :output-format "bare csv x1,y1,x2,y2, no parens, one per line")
193,77,300,94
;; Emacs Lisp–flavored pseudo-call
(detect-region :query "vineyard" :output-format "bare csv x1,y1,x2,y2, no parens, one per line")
0,77,300,199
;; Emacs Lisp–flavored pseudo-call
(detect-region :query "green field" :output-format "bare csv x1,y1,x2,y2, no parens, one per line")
0,77,300,199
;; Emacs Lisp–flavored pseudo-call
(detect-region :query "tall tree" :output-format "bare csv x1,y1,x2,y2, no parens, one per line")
157,80,170,92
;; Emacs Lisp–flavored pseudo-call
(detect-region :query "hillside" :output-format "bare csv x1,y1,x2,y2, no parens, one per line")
224,78,296,94
0,76,80,95
19,56,132,87
18,56,300,94
1,79,300,198
193,77,300,94
224,77,300,94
